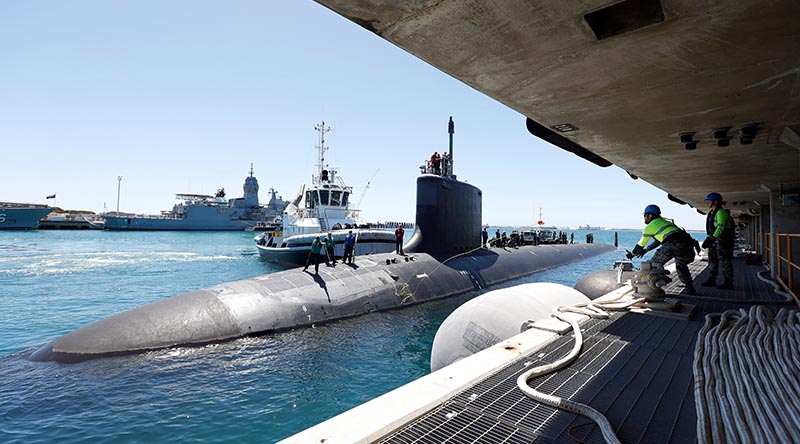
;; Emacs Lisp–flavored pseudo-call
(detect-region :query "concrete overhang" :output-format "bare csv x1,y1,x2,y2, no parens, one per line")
314,0,800,214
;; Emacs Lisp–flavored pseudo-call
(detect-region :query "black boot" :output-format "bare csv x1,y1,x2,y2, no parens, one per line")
701,277,717,287
684,284,696,295
718,279,734,290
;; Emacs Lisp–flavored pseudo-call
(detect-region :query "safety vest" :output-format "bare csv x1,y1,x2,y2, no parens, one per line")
310,239,322,254
713,208,734,239
637,217,680,247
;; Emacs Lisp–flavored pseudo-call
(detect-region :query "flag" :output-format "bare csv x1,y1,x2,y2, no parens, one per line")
46,194,56,199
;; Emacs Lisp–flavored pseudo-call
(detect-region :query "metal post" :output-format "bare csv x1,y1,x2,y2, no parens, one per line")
116,176,122,214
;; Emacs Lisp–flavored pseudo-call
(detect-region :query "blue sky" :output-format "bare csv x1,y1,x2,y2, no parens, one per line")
0,1,707,230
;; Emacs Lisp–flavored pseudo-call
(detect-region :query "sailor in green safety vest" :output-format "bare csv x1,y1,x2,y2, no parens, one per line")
700,192,735,290
627,204,698,295
302,236,325,275
324,232,337,265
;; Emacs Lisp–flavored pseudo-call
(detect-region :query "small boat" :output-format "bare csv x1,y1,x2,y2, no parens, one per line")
520,228,563,245
255,122,396,266
38,212,105,230
0,202,53,229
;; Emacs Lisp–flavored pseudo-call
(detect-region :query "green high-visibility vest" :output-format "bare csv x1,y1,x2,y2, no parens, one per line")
637,217,680,248
713,208,734,239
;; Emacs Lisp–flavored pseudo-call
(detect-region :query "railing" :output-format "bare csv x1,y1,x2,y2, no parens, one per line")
765,232,799,301
764,232,771,266
776,233,799,300
421,158,452,176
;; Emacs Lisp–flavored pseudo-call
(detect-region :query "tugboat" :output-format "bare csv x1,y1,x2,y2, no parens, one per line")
255,122,395,266
104,166,288,231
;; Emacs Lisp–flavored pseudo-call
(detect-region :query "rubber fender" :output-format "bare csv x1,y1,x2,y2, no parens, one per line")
574,269,636,299
430,282,589,372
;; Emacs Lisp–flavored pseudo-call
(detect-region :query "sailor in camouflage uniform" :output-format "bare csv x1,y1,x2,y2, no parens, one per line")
701,192,736,290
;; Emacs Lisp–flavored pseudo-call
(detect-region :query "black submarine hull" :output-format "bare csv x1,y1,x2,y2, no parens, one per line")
30,243,613,362
30,173,614,362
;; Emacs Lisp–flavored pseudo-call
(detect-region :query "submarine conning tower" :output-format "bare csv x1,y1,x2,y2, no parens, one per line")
404,174,482,254
405,116,482,254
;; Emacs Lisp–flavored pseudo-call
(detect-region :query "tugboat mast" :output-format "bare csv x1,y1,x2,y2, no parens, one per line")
314,121,331,180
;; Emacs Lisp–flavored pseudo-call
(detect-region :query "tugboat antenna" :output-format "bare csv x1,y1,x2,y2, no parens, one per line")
314,121,332,178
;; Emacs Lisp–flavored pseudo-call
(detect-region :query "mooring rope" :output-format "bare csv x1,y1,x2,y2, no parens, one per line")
395,237,583,303
394,238,504,303
516,292,646,444
694,306,800,443
756,269,792,300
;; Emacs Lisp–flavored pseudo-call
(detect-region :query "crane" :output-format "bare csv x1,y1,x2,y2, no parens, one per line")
354,169,380,212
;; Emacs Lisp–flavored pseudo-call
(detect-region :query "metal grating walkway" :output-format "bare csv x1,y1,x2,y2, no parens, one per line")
379,257,795,444
666,256,793,313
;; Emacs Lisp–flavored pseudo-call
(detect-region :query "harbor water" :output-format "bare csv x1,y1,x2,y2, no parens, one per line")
2,229,661,443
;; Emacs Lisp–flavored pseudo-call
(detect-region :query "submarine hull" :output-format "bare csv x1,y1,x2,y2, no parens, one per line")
30,243,613,362
31,162,617,363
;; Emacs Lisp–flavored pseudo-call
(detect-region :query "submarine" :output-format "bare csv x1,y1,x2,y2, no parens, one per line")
30,133,613,364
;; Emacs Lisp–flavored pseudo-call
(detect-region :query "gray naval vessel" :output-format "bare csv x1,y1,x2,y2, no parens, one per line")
104,165,288,231
0,202,53,229
30,135,613,363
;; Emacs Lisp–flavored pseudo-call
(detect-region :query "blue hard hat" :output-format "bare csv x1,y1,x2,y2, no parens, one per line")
643,204,661,216
705,192,723,201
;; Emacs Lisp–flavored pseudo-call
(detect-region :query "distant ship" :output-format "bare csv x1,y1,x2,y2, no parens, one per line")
0,202,53,229
255,122,395,265
569,224,604,230
104,167,289,231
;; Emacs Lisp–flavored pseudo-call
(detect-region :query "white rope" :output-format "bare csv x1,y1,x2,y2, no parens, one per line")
694,306,800,443
516,293,645,444
756,269,792,299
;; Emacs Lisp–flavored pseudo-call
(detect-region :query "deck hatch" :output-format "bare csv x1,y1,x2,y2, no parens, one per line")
584,0,665,40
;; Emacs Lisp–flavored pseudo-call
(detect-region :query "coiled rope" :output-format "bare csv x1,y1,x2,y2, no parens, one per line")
694,306,800,443
516,291,645,444
513,261,794,443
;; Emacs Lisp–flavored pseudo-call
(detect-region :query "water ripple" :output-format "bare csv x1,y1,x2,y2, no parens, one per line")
0,229,647,443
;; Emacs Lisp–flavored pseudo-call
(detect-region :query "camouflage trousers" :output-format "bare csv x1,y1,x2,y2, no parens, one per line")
707,238,734,280
651,237,696,286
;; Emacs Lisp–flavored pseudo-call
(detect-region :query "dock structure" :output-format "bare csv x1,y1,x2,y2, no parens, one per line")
280,255,797,443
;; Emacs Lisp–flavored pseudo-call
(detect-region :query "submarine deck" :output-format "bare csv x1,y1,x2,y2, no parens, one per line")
281,256,797,443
